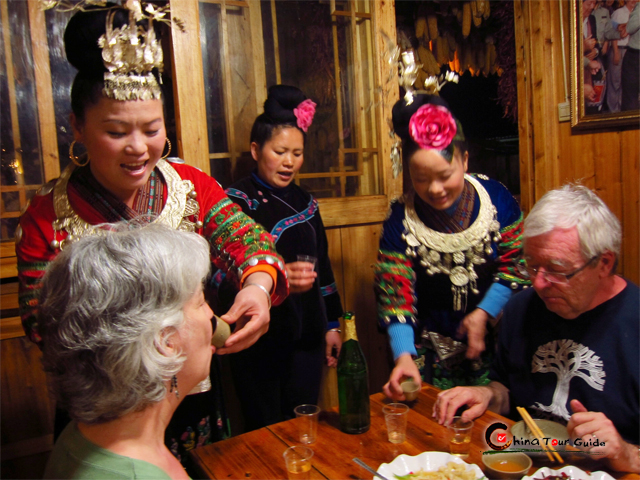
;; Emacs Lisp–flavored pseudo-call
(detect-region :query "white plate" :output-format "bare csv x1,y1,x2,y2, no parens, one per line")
523,465,615,480
377,452,484,480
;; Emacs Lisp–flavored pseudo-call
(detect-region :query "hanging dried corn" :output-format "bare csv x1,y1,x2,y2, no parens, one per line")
415,17,426,40
418,44,440,77
472,0,482,27
427,15,438,42
485,36,494,74
483,0,490,20
462,3,471,38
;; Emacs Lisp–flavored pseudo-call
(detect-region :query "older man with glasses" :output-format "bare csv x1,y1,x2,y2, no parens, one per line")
433,184,639,473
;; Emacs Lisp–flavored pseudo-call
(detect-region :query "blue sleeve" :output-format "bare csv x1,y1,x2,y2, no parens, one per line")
477,282,513,318
388,322,418,359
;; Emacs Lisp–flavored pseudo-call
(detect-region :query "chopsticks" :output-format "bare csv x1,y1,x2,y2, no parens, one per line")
516,407,564,463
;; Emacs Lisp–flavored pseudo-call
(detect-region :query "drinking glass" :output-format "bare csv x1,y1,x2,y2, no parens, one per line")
382,403,409,444
448,416,473,458
294,404,320,444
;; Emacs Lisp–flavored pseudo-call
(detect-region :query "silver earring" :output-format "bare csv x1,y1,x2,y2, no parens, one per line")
170,375,179,399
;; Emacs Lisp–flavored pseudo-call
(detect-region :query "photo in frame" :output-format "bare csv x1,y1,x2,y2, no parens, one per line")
570,0,639,130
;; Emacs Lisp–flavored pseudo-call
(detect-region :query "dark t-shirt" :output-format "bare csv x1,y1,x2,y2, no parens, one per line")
491,281,639,444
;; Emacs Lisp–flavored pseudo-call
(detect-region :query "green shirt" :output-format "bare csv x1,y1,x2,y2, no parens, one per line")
44,422,173,479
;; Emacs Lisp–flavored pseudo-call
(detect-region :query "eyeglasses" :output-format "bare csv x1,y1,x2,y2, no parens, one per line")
517,255,600,285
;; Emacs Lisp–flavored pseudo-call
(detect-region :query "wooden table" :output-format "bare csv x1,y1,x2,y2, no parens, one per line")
190,384,638,479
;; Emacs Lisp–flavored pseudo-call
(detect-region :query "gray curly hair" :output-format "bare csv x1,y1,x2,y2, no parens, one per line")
38,223,211,424
524,184,621,268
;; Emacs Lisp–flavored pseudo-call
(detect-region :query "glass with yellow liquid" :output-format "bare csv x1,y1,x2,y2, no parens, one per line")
283,446,314,480
447,416,473,458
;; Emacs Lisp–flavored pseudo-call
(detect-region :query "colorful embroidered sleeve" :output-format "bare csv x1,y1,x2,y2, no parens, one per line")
15,191,59,346
202,197,288,306
374,199,418,330
174,164,288,306
374,250,417,329
473,176,530,293
495,212,529,289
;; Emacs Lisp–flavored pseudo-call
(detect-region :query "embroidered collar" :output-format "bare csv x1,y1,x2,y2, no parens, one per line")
51,159,200,250
251,170,294,196
402,174,501,311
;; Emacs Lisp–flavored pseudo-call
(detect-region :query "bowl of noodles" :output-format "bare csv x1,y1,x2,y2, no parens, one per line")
377,452,484,480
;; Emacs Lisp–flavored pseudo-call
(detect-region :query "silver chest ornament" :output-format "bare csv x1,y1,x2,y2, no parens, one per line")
49,159,202,251
401,174,501,312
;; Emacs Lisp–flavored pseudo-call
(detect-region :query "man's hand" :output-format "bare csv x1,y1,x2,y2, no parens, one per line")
458,308,489,359
568,400,640,473
383,354,422,401
433,386,493,426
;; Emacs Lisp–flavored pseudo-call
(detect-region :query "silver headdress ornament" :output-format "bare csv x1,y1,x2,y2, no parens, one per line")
40,0,185,101
423,71,460,95
399,50,421,106
99,9,163,100
385,41,460,178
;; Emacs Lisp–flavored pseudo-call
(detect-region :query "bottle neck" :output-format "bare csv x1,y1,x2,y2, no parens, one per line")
343,319,358,342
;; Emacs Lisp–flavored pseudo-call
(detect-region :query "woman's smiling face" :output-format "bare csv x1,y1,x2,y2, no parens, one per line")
409,147,468,210
71,96,166,207
251,126,304,189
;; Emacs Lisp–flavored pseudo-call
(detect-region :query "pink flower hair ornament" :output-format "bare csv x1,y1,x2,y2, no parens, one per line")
408,104,458,162
293,99,317,133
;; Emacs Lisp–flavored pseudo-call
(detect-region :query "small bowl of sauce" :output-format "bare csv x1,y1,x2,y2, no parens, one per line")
482,452,532,479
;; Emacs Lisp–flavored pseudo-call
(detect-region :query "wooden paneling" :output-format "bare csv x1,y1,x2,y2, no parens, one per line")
515,0,639,285
319,222,391,408
317,195,389,228
318,226,343,410
169,1,210,173
339,223,391,395
621,130,640,282
0,337,54,472
28,2,60,183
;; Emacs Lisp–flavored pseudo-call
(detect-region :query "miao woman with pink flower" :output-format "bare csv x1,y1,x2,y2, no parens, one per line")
219,85,344,430
375,95,529,398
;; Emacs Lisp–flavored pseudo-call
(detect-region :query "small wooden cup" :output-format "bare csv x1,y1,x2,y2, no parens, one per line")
211,315,231,348
401,380,420,402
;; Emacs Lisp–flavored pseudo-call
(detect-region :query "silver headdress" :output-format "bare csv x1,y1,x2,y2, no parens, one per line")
99,10,163,100
41,0,184,101
384,40,460,178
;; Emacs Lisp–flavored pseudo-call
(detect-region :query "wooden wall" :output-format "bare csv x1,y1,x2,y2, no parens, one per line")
318,222,392,411
515,0,639,284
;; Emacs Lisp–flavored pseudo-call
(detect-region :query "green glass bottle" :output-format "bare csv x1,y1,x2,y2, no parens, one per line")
337,312,370,434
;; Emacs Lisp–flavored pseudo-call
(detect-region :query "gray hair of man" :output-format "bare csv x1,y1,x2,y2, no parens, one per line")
523,183,621,270
38,222,211,424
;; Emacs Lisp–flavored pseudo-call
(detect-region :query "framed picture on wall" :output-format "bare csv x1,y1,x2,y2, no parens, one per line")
570,0,639,130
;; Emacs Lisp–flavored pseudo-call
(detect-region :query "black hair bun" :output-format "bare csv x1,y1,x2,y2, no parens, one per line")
392,94,450,141
263,85,307,124
64,7,130,76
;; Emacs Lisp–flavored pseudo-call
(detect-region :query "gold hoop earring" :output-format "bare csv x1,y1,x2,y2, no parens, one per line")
161,138,171,160
69,141,89,167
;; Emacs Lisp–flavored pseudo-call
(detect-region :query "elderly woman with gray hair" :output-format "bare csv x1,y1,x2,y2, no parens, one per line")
41,224,214,479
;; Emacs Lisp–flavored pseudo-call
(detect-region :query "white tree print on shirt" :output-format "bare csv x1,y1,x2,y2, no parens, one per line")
531,339,606,420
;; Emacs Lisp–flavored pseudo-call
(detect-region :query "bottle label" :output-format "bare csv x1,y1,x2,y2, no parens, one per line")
343,318,358,342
